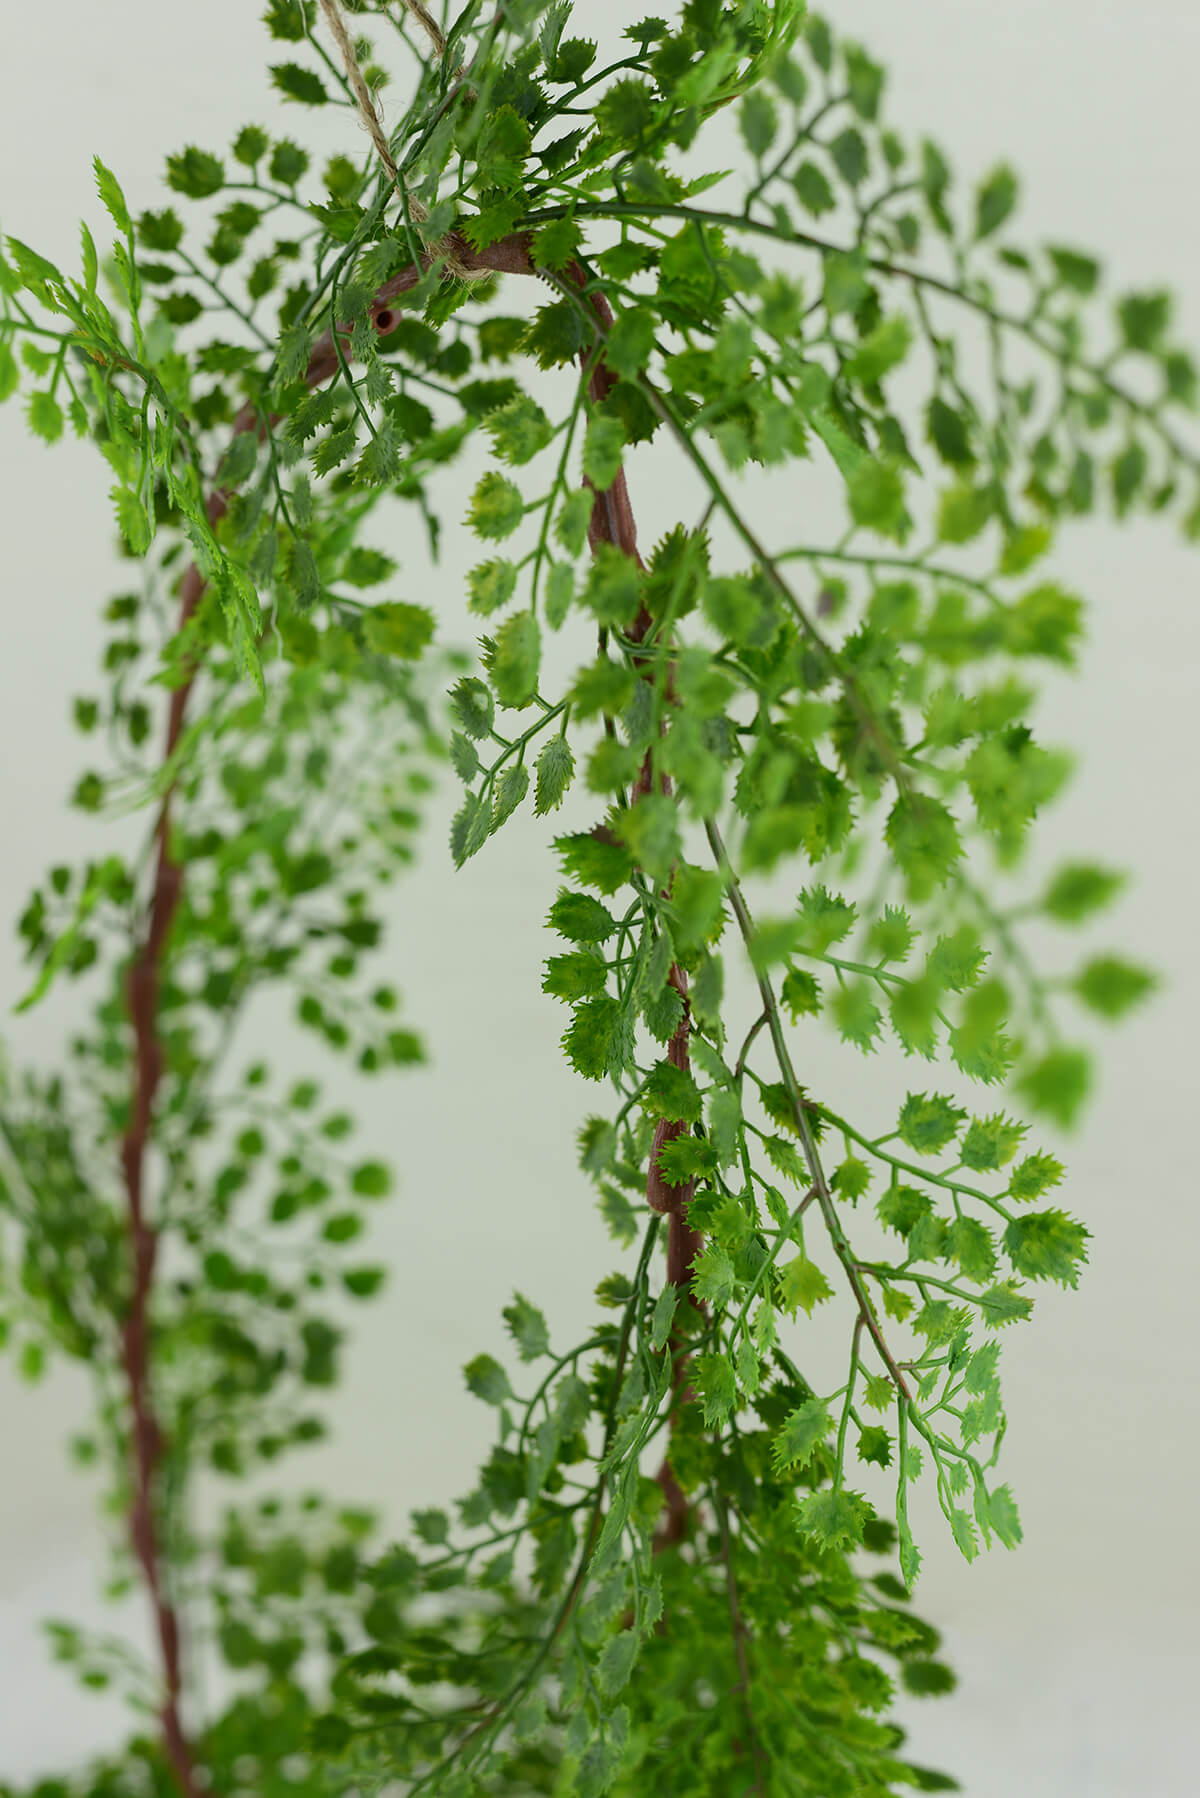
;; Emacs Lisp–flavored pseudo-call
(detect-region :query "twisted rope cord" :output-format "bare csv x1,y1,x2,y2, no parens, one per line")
395,0,449,60
318,0,488,281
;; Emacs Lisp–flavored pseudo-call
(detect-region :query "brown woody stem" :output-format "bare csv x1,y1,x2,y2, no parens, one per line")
562,264,704,1549
120,542,211,1798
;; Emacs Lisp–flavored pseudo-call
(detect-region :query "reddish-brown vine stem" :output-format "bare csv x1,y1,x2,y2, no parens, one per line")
562,265,704,1548
120,491,224,1798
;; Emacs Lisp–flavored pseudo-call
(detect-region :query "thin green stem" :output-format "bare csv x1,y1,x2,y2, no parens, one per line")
705,818,913,1402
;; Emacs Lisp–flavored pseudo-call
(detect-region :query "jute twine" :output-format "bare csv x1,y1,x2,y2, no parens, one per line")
318,0,490,282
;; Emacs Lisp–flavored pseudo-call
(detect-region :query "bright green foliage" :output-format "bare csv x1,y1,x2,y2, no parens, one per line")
0,0,1178,1793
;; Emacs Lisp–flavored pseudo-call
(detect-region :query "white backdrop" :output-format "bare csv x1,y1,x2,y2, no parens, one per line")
1,3,1196,1791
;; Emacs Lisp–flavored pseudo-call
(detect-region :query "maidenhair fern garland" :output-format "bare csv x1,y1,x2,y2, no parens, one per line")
0,1,1182,1792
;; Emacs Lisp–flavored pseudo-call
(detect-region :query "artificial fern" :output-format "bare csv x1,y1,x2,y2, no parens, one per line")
0,2,1183,1793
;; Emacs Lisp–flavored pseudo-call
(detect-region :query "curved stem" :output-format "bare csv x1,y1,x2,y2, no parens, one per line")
705,818,913,1402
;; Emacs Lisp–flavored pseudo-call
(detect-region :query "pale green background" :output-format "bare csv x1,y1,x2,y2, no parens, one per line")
0,3,1196,1791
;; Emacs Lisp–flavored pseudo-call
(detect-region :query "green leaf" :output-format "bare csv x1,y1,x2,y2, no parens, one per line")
1018,1047,1091,1128
926,395,974,468
532,213,581,272
1003,1210,1089,1286
583,413,626,491
264,0,314,39
974,164,1018,239
793,160,836,216
534,736,575,815
343,1266,386,1298
451,676,494,740
938,482,993,544
269,138,309,187
491,611,541,708
556,831,634,895
543,951,606,1002
233,124,269,167
945,1217,997,1284
137,207,184,252
844,43,885,119
832,1156,871,1203
563,994,629,1080
950,1507,979,1563
467,558,519,616
1008,1153,1064,1203
877,1185,931,1237
27,390,64,443
484,395,554,466
650,1285,679,1352
903,1658,957,1696
885,795,963,901
1000,523,1052,577
581,542,642,627
670,866,724,953
702,573,778,649
777,1255,834,1316
604,307,656,380
656,1135,717,1182
1073,955,1156,1019
0,340,18,403
364,602,434,660
616,791,681,888
93,156,131,232
888,972,940,1060
548,890,617,944
467,471,525,540
691,1244,736,1308
271,60,329,103
830,126,868,187
545,560,574,628
556,487,594,555
832,981,883,1053
641,1060,702,1125
823,248,871,316
597,1630,638,1700
113,488,151,555
848,460,907,538
350,1161,392,1198
979,1280,1033,1327
503,1293,551,1360
771,1398,830,1473
980,1483,1023,1549
1046,245,1099,295
694,1353,737,1428
492,764,529,829
1116,289,1171,352
1041,862,1125,923
740,90,778,157
13,854,125,1012
857,1425,892,1468
795,886,857,953
166,146,225,198
866,906,916,967
795,1488,870,1551
897,1092,966,1155
925,928,987,994
845,315,912,386
595,76,655,145
960,1114,1026,1172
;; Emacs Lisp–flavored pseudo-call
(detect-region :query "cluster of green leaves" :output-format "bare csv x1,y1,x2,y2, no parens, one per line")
0,0,1181,1793
0,531,440,1791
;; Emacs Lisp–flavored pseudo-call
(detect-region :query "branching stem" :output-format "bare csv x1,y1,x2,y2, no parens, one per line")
705,818,913,1402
